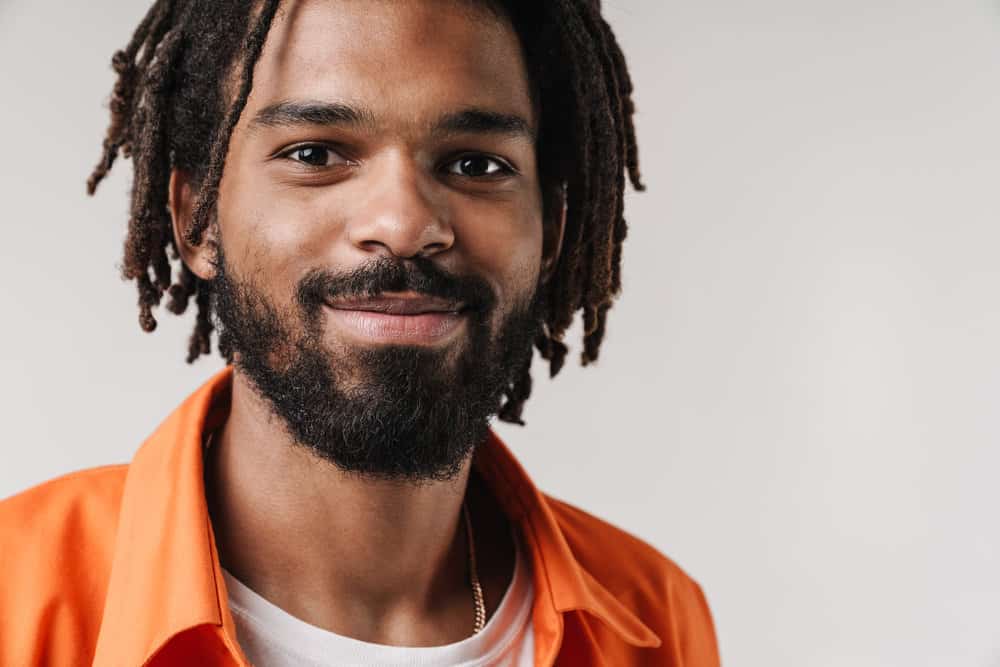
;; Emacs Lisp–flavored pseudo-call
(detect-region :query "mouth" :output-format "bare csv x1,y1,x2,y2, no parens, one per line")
324,292,470,345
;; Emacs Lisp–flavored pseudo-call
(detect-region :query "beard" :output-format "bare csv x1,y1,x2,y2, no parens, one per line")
210,242,544,483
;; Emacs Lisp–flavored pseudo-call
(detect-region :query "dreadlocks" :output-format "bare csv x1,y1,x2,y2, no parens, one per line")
87,0,644,426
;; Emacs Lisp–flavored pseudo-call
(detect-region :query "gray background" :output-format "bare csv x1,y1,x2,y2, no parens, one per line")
2,1,999,665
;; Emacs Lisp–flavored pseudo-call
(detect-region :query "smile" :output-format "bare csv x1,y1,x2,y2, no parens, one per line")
324,293,469,345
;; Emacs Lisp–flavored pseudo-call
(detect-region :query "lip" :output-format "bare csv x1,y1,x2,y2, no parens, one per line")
327,292,465,316
325,294,468,344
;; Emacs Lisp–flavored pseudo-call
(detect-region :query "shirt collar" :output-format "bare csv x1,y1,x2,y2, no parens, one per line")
93,366,659,667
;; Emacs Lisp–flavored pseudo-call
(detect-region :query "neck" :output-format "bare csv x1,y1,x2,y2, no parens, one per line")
204,369,513,646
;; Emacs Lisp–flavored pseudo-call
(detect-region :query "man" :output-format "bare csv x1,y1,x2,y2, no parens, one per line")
0,0,720,665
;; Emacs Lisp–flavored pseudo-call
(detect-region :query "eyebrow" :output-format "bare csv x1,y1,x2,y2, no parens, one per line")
249,100,534,141
250,101,377,130
435,109,535,141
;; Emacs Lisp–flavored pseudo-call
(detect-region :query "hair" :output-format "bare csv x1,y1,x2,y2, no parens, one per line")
87,0,644,426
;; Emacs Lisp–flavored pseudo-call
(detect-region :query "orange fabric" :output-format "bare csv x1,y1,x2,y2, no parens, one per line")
0,367,720,666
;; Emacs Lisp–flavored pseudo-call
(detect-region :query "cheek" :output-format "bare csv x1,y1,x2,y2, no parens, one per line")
453,197,543,304
217,168,336,298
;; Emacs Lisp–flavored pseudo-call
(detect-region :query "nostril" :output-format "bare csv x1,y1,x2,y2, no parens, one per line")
357,240,400,260
412,245,448,260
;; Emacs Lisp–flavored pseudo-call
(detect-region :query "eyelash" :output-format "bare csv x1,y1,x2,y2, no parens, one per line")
276,144,517,178
277,144,349,168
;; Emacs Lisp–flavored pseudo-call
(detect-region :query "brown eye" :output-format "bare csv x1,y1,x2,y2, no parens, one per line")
283,145,344,167
447,154,511,178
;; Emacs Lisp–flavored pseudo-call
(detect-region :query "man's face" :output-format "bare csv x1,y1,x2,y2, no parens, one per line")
197,0,557,481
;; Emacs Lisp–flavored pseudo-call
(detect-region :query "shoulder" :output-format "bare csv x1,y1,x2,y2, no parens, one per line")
543,493,720,664
0,464,128,526
544,493,703,594
0,465,129,556
0,465,128,666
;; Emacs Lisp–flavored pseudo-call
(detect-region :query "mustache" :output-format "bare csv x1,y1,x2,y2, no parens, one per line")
296,255,496,316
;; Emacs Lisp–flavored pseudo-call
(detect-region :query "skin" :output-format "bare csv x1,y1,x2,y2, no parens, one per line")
169,0,565,648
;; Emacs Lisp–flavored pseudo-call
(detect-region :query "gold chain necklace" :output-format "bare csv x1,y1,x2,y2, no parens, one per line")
204,431,486,634
463,499,487,634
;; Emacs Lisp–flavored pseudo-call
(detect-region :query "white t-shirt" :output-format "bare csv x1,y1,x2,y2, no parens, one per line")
222,532,534,667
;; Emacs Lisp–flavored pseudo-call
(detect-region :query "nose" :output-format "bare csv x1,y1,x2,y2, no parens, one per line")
347,152,455,259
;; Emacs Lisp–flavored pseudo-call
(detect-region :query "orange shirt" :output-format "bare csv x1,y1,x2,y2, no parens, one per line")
0,367,720,666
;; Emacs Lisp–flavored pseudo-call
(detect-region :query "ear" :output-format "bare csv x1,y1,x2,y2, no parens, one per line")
540,182,567,285
169,168,218,281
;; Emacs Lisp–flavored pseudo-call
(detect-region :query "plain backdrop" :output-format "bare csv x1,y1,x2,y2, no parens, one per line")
2,1,999,665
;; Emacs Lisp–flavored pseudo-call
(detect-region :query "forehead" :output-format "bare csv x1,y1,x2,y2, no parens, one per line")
243,0,534,131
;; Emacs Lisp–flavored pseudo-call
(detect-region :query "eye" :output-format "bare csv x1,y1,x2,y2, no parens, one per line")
280,144,346,168
446,154,513,178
